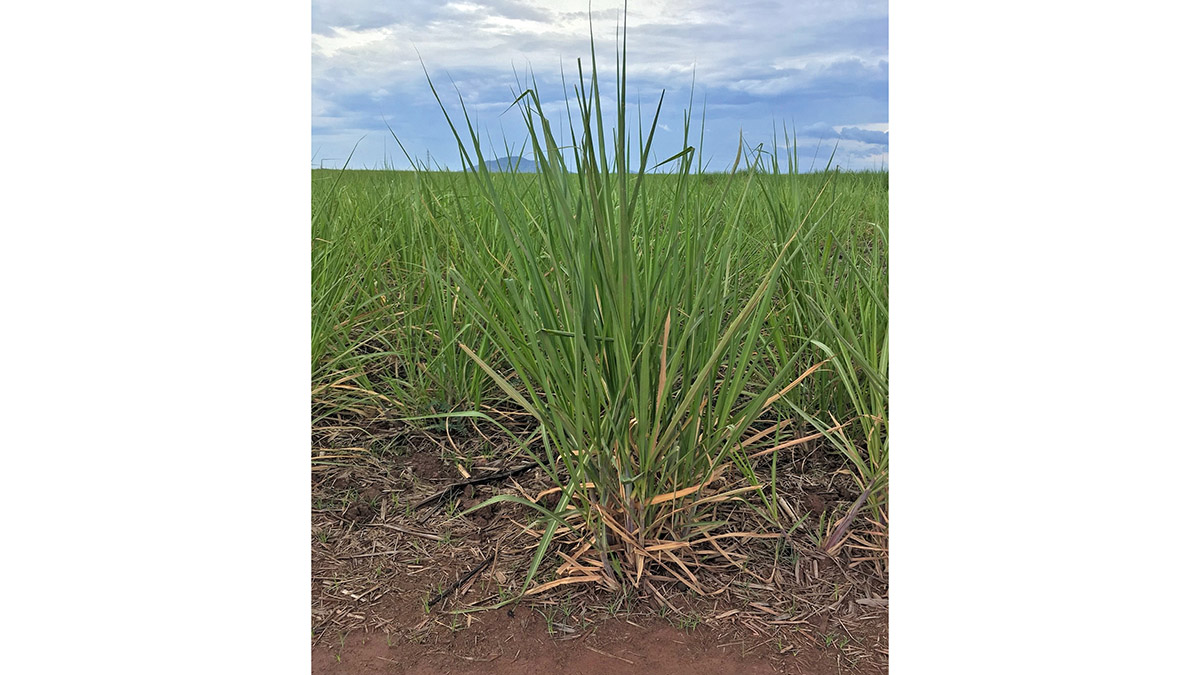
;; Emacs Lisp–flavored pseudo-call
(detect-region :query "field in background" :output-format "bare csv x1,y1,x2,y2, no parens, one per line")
313,165,887,518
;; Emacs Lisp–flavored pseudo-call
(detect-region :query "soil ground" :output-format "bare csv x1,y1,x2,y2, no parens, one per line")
312,415,887,674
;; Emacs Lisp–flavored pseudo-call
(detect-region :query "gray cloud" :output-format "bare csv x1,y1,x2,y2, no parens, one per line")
801,122,839,138
837,126,888,145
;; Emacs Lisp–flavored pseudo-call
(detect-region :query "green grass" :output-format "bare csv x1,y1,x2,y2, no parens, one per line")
311,33,888,598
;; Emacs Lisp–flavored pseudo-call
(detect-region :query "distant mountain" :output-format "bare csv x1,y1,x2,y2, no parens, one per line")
478,155,538,173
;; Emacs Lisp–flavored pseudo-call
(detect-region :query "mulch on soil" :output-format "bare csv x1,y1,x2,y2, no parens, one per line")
312,411,888,674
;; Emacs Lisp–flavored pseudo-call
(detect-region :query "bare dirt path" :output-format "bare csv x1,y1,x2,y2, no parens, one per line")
312,423,887,674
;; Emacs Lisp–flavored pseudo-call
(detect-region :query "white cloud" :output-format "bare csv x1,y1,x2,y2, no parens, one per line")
446,2,486,13
312,26,393,58
314,1,886,95
834,122,889,133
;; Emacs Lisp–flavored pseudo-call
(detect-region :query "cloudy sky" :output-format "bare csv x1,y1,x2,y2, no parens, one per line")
313,0,887,172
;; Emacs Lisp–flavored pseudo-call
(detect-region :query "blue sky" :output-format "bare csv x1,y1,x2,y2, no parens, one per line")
313,0,888,172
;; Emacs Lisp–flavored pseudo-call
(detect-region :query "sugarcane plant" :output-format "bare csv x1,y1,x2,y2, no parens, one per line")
426,26,834,596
